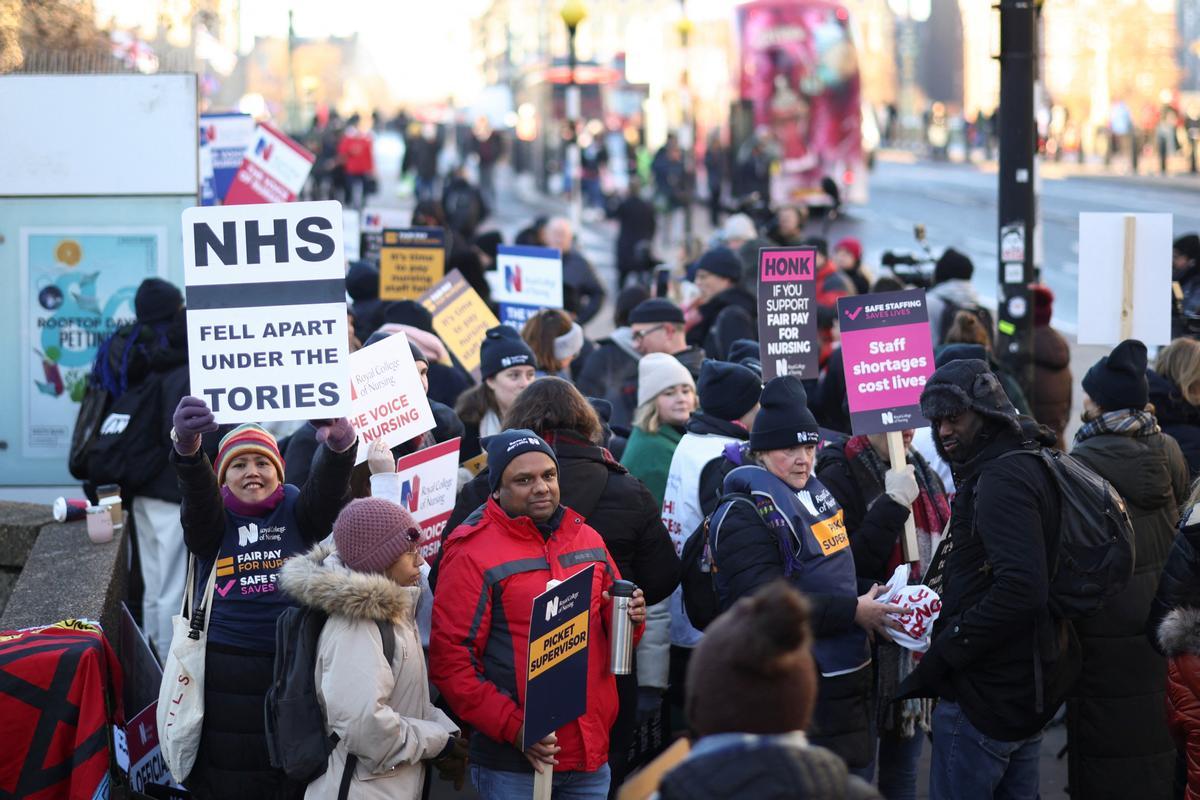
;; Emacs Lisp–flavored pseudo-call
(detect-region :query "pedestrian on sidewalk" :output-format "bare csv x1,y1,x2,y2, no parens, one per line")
609,176,657,289
544,217,608,326
169,402,357,799
1029,285,1072,449
1067,340,1186,800
337,114,375,211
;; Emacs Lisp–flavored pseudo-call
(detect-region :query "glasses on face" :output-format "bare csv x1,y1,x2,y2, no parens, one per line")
632,325,665,343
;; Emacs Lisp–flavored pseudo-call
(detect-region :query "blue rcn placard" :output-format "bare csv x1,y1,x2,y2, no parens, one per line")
200,112,255,204
493,244,563,331
523,565,594,749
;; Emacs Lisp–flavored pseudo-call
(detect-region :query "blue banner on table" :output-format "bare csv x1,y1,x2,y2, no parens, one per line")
757,246,819,381
837,289,936,436
493,245,563,332
523,565,594,750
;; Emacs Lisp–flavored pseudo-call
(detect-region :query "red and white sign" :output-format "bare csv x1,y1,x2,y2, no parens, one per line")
881,564,941,653
348,330,435,463
127,702,181,793
223,121,315,205
393,438,461,560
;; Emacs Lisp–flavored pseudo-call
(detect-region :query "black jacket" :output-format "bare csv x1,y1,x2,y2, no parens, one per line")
897,427,1079,742
1067,429,1186,800
440,432,680,606
575,333,640,430
562,249,607,325
611,196,656,276
1151,518,1200,653
816,441,915,584
1149,369,1200,479
687,287,756,361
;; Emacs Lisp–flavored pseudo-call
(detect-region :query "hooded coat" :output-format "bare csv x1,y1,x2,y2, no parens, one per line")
1067,428,1187,800
686,287,757,361
1158,607,1200,800
279,546,458,800
1149,369,1200,479
1031,324,1072,449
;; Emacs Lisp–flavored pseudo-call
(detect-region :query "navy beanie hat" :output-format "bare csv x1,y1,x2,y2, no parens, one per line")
480,325,535,379
485,429,559,493
727,339,763,376
934,248,974,284
383,300,435,333
629,298,685,324
1082,339,1149,411
698,360,761,422
695,247,742,282
135,278,183,324
750,376,819,451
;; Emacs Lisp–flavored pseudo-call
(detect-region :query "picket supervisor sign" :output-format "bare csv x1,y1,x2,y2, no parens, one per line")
523,565,594,751
757,246,819,381
182,200,352,424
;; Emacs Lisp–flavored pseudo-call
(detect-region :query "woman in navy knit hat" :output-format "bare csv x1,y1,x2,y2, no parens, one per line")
454,326,537,461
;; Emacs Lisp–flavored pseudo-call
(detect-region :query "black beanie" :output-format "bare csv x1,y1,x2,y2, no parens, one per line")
345,260,380,302
615,286,650,327
727,338,763,376
695,247,742,282
629,298,684,324
1082,339,1149,411
919,358,1021,434
135,278,183,324
698,360,761,422
934,248,974,284
750,376,819,450
383,300,435,333
485,429,559,493
1175,234,1200,266
479,325,534,379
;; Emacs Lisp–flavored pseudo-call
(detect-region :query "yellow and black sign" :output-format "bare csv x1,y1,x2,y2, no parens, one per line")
379,227,445,301
810,509,849,557
528,610,589,680
419,269,499,379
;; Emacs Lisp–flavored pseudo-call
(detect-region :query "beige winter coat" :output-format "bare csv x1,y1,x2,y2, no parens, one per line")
279,545,457,800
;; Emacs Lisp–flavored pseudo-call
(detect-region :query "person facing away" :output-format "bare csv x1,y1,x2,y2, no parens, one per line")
896,358,1081,800
279,497,463,799
430,430,647,800
655,582,882,800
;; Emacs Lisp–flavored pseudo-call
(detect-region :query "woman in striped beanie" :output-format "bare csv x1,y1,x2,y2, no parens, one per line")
168,395,358,799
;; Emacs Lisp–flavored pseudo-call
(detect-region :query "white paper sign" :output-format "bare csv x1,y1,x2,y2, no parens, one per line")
348,330,435,463
1077,212,1173,345
362,207,411,233
343,208,361,262
182,200,352,423
492,245,564,307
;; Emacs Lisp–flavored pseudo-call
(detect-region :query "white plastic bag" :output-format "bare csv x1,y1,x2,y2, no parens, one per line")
881,563,942,653
156,555,218,782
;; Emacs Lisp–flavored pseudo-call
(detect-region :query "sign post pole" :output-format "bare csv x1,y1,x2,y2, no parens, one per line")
533,766,553,800
887,430,919,563
1121,215,1136,341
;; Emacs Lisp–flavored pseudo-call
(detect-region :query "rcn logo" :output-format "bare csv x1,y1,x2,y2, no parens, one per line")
545,596,560,621
238,522,259,547
881,411,895,425
505,264,523,293
255,136,273,161
774,358,788,377
400,476,421,513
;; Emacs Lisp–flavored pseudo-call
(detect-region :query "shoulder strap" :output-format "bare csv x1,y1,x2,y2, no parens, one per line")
709,493,762,559
375,619,395,666
338,753,357,800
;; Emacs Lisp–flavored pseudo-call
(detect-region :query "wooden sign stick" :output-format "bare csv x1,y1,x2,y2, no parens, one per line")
1121,215,1136,341
888,430,919,563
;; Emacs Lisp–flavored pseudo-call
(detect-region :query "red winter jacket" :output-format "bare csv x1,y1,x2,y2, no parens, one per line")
337,130,374,176
1161,607,1200,800
430,498,638,773
815,263,850,367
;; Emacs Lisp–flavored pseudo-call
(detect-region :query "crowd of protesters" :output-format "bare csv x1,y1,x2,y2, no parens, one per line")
70,149,1200,800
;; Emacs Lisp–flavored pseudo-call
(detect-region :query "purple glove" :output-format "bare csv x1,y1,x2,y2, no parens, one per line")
173,396,218,454
313,418,356,453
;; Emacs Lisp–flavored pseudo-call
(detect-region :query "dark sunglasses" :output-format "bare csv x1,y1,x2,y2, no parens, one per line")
632,324,666,343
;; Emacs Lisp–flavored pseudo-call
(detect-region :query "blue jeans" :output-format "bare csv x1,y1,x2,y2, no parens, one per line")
930,701,1041,800
471,763,611,800
877,726,924,800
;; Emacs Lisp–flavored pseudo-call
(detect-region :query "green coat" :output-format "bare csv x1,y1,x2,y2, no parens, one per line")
621,425,683,506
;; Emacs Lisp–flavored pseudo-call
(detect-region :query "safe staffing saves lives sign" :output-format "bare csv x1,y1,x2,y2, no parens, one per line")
182,200,352,424
837,289,936,435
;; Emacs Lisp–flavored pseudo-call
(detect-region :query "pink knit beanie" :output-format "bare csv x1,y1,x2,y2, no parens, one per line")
332,497,420,574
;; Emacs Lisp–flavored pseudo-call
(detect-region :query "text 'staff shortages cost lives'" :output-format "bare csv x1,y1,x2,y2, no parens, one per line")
182,200,352,424
838,288,936,436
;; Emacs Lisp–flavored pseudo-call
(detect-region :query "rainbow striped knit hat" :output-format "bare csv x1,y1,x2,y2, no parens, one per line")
215,424,285,485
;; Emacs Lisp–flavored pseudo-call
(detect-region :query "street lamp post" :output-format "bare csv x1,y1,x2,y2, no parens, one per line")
677,8,695,247
560,0,587,229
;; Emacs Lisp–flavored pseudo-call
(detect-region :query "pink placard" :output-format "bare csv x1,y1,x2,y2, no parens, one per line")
840,321,934,413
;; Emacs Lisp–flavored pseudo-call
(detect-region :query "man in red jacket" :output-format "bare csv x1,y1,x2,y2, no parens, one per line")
431,429,646,799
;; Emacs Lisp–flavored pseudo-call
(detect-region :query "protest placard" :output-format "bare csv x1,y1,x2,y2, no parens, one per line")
200,112,255,204
223,122,315,205
348,330,435,463
838,289,936,435
757,246,819,381
379,227,445,301
493,245,563,330
360,207,410,266
838,289,937,561
524,565,594,750
418,269,500,380
182,200,352,424
1077,212,1172,345
393,437,460,560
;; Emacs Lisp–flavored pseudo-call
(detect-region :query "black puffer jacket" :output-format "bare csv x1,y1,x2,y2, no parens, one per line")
440,431,680,606
1149,369,1200,479
1151,516,1200,652
1067,428,1187,800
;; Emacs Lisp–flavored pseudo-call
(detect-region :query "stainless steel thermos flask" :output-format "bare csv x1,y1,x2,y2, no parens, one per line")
609,580,637,675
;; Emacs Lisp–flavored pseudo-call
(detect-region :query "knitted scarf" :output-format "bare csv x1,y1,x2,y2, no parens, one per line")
842,435,952,738
221,484,285,517
1074,408,1160,444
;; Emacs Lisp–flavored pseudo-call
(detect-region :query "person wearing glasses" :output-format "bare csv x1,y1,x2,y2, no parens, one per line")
628,298,706,379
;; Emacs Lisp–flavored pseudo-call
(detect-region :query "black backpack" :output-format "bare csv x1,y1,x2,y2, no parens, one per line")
264,606,395,793
988,448,1135,619
680,494,758,631
84,371,167,494
69,378,112,481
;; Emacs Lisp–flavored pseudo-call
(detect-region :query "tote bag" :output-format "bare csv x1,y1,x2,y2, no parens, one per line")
156,554,219,783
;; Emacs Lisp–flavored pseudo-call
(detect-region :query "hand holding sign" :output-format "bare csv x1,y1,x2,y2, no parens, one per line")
512,727,560,773
855,583,907,641
312,417,356,453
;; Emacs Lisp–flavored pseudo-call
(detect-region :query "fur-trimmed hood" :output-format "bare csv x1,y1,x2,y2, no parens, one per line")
1158,607,1200,657
280,543,418,624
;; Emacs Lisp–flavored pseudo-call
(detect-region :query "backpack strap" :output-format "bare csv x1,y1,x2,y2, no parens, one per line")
338,753,357,800
335,621,395,798
375,619,396,666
